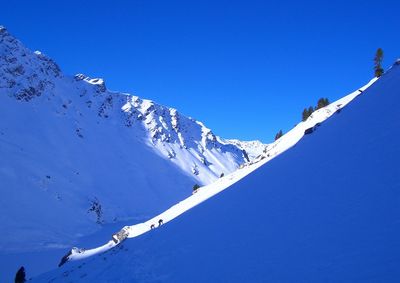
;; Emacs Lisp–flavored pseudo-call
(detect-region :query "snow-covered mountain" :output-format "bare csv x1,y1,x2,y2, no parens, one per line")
32,62,400,282
225,139,267,160
0,25,265,277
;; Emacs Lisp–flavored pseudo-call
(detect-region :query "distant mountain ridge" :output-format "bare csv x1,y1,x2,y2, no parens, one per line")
0,26,260,184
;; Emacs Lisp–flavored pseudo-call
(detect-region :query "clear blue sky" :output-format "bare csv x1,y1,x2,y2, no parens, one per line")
2,0,399,142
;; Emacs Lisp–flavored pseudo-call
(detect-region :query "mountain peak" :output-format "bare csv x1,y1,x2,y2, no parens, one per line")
74,74,107,92
0,28,62,101
0,25,21,45
0,27,263,185
0,29,268,271
0,25,7,34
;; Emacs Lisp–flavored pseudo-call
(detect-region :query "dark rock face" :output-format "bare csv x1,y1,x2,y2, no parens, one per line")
304,127,315,135
15,86,41,101
0,26,60,101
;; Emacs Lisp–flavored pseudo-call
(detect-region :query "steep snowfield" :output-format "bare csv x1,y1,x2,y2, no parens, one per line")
32,63,400,281
225,139,267,160
124,97,251,183
0,26,261,280
57,74,376,264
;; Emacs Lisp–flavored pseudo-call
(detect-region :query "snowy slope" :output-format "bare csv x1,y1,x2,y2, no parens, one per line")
33,64,400,282
41,73,377,266
123,97,251,183
0,25,251,187
0,26,261,280
225,139,267,160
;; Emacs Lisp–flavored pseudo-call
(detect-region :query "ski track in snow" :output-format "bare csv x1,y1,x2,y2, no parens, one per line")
67,77,377,263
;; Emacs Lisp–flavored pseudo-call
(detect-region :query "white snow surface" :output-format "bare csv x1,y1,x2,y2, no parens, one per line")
61,75,377,263
33,63,400,282
225,139,267,160
1,25,389,282
0,25,262,280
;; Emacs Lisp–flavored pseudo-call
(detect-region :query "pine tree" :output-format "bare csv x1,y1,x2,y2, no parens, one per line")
15,266,26,283
274,130,283,141
316,98,330,109
307,106,314,117
302,108,309,121
374,48,384,77
316,98,322,109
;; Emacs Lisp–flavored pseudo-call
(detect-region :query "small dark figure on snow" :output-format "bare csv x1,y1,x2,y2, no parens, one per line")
15,266,26,283
150,224,155,229
58,250,72,267
158,219,163,227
